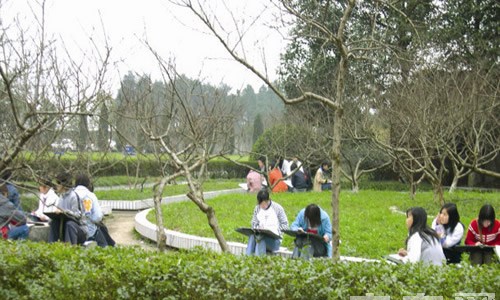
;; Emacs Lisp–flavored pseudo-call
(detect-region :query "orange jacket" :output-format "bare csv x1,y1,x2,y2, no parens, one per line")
269,168,288,193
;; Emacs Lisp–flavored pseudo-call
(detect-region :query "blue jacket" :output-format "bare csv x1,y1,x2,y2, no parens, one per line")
74,186,103,238
6,184,20,210
290,207,332,257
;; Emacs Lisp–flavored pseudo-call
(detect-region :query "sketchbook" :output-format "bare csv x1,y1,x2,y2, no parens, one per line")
27,214,49,225
235,227,280,240
43,212,82,224
383,254,404,265
283,229,323,241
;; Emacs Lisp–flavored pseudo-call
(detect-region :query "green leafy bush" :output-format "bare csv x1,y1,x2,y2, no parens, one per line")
15,154,252,179
0,242,497,299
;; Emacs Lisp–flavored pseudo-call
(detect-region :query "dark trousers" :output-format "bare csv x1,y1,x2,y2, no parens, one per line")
98,223,116,247
88,224,115,247
470,250,494,265
49,219,86,245
292,236,327,259
443,248,462,264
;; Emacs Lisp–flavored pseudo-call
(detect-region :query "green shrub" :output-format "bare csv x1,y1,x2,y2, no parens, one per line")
0,242,497,299
14,154,252,179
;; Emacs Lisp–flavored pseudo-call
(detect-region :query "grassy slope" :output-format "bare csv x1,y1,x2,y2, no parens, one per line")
149,189,500,259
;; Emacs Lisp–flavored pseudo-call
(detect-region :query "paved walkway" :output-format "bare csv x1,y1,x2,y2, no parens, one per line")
105,210,156,250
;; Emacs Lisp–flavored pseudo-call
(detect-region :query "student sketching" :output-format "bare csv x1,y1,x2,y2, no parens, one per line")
290,204,332,259
245,190,288,256
31,177,59,222
465,204,500,265
268,160,289,193
398,207,445,266
290,163,309,192
74,173,113,247
1,170,21,210
48,172,87,245
431,203,464,264
246,169,262,193
313,161,331,192
0,184,29,240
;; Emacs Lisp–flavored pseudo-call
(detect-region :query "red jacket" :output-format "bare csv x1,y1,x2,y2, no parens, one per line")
465,219,500,246
269,168,288,193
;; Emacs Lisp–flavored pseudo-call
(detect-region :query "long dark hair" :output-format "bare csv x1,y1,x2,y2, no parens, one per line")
305,204,321,228
478,204,496,232
406,207,439,246
441,203,461,233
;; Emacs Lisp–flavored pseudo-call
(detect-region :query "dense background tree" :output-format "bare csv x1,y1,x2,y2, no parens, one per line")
97,95,111,152
252,113,264,145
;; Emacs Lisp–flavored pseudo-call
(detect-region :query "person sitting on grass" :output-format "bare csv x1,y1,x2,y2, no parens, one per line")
398,207,445,266
290,204,332,259
74,173,111,247
313,161,331,192
246,190,288,256
268,160,289,193
31,177,59,222
431,203,464,264
246,168,262,193
290,163,309,193
1,170,21,210
48,172,87,245
0,184,29,240
465,204,500,265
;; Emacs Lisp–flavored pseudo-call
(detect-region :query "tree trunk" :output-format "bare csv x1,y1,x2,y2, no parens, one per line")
449,175,459,194
153,179,168,252
330,55,347,262
351,176,359,193
467,172,476,187
187,191,229,252
432,182,445,206
409,177,417,200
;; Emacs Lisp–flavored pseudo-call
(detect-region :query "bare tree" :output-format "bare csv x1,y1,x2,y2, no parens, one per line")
372,69,463,205
128,43,242,251
445,68,500,184
370,65,499,203
340,140,391,193
0,0,111,182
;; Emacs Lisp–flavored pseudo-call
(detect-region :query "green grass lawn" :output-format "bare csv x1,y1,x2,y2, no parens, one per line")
94,179,242,200
20,178,241,211
148,189,500,259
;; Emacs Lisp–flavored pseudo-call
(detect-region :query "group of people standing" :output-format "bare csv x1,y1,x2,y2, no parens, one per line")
246,156,332,194
0,170,114,247
397,203,500,266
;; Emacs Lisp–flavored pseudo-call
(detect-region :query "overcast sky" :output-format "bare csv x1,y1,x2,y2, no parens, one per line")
1,0,288,94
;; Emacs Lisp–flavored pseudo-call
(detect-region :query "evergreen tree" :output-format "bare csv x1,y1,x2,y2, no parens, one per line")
97,101,110,151
252,114,263,145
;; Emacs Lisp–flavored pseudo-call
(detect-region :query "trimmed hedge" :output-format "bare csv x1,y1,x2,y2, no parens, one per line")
0,242,498,299
16,154,252,179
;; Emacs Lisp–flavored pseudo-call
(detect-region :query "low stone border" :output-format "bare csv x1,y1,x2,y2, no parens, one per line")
134,208,377,262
